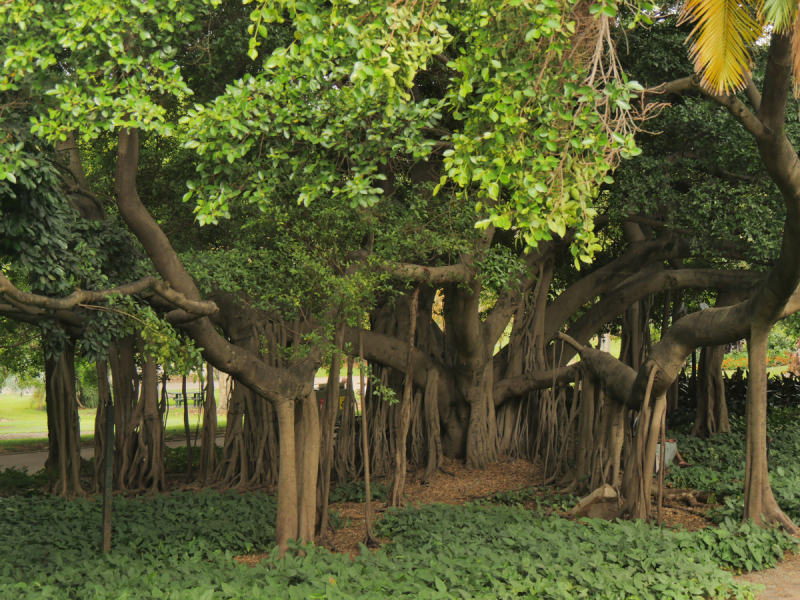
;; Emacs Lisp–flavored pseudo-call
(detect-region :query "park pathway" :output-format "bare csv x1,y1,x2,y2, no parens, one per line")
0,436,225,472
737,550,800,599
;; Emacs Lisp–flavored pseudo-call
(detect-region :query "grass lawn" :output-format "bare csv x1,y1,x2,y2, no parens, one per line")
0,393,69,436
0,391,227,452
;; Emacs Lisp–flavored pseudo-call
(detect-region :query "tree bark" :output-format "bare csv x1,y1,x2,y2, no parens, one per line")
182,375,193,481
275,399,299,555
45,342,85,497
742,330,795,529
388,287,419,506
421,368,442,484
315,327,344,544
92,361,112,493
198,363,218,483
691,344,729,437
295,391,320,544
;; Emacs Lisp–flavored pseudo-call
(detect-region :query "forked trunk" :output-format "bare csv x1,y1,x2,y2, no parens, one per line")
691,345,729,437
619,365,665,521
122,344,165,493
215,378,248,488
45,343,85,497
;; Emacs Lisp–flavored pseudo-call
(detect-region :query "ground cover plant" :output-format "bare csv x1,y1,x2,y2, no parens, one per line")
329,481,387,504
666,407,800,524
0,490,794,599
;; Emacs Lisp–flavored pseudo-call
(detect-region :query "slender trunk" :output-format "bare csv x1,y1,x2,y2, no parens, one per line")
359,326,380,546
93,361,112,493
388,287,419,507
198,363,218,483
421,368,442,484
316,328,344,543
275,399,299,556
182,376,193,481
101,400,114,553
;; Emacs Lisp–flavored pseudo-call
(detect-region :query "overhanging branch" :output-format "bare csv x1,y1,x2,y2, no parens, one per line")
0,271,217,316
645,76,769,140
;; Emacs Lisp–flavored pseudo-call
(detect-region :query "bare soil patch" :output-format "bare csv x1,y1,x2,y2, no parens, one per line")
235,457,721,568
736,548,800,600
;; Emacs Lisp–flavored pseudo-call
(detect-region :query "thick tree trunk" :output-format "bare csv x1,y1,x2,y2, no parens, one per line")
620,365,664,521
462,362,497,469
119,342,165,493
275,399,299,555
295,391,320,544
108,336,138,485
691,344,729,437
45,343,85,497
743,330,796,530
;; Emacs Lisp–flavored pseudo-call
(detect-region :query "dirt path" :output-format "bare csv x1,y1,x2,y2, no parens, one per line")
737,550,800,599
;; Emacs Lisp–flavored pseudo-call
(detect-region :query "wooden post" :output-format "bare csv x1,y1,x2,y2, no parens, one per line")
101,400,115,553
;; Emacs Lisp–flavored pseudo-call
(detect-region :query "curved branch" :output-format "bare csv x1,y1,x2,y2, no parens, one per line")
390,262,471,284
557,268,761,365
646,76,769,140
0,271,217,316
342,326,434,389
114,128,308,404
493,363,579,406
544,237,691,342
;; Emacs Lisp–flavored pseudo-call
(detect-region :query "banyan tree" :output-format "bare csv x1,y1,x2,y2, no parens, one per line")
3,0,800,556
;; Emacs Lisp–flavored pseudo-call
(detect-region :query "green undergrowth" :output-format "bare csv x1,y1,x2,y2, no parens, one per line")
0,490,796,599
485,486,577,512
666,409,800,523
329,480,387,504
0,467,47,497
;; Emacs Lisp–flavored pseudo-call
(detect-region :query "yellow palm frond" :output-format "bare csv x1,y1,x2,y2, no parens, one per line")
793,12,800,95
759,0,797,32
679,0,763,94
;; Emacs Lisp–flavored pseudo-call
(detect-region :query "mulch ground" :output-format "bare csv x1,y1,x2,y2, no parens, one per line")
234,456,717,566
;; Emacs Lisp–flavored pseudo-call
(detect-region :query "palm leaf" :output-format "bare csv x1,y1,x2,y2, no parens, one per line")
679,0,763,94
759,0,797,32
